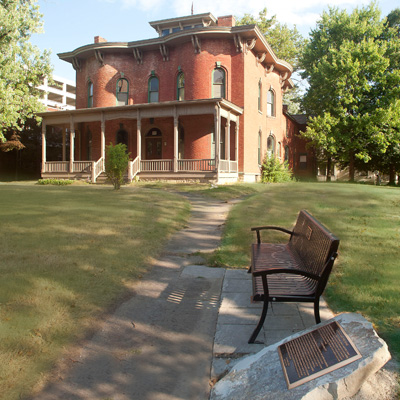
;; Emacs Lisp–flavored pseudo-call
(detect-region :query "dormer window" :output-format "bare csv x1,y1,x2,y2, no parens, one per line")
161,26,183,36
149,13,217,37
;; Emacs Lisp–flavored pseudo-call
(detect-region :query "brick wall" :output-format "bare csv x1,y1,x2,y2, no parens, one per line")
76,38,238,108
72,29,298,176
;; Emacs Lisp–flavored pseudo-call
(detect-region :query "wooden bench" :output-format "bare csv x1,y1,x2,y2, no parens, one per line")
248,210,340,344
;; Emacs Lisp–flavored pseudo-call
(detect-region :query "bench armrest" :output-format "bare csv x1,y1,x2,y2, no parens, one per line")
251,226,293,244
252,267,320,281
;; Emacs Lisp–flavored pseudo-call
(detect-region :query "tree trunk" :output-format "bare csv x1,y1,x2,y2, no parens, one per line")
389,164,396,186
348,151,355,182
326,157,332,182
15,150,19,181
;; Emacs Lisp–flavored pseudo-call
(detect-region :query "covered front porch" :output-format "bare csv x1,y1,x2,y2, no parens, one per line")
39,99,242,183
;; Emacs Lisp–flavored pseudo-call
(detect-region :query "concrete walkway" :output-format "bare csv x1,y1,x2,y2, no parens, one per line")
30,194,397,400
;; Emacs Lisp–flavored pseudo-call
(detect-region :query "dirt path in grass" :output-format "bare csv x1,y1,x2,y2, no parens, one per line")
29,193,234,400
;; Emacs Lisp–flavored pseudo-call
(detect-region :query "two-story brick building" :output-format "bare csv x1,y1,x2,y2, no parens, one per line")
39,12,314,183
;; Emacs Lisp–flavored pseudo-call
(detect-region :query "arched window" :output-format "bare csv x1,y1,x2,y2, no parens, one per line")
212,68,225,98
116,78,129,106
87,81,93,108
267,134,275,157
284,145,289,162
267,88,275,117
258,80,262,112
177,72,185,101
148,76,159,103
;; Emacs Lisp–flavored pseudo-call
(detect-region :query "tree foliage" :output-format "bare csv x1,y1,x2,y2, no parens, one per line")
0,0,52,144
236,8,306,71
261,154,293,183
300,3,400,181
105,143,130,190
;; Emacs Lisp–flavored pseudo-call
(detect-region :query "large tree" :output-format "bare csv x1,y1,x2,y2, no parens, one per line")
0,0,52,144
300,3,400,181
236,8,307,113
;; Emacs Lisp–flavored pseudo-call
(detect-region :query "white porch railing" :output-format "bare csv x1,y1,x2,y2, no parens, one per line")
178,159,215,171
43,159,105,183
92,157,105,183
219,160,238,173
73,161,92,173
128,156,140,181
229,160,238,173
141,159,174,172
43,158,237,179
44,161,69,173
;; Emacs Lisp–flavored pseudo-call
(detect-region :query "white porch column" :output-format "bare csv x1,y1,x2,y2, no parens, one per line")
41,122,46,173
69,118,75,173
137,110,142,160
101,112,105,160
214,104,221,172
235,118,239,165
62,130,66,161
173,113,179,172
226,113,231,171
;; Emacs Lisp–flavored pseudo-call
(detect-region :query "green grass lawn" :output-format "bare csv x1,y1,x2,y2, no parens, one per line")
208,182,400,362
0,180,398,398
0,183,190,399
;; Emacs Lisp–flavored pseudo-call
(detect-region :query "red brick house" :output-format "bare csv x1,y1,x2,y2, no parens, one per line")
39,12,313,183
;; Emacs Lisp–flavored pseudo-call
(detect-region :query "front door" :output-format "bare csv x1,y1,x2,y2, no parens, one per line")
146,137,162,159
145,128,163,159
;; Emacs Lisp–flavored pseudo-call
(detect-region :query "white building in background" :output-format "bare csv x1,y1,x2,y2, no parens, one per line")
38,75,76,110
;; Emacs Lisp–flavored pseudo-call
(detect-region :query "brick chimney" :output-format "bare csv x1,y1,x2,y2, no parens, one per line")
94,36,107,43
283,104,288,113
218,15,236,27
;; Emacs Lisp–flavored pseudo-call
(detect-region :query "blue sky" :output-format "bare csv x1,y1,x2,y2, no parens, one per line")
31,0,397,81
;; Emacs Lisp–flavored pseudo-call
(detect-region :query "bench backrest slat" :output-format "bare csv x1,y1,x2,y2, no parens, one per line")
288,210,339,278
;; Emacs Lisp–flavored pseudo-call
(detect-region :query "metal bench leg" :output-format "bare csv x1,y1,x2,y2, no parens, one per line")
248,299,269,344
314,299,321,324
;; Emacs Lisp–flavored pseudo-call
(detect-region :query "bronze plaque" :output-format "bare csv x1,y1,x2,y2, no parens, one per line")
278,321,362,389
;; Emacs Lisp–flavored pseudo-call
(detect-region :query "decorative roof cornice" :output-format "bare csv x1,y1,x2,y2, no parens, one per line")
58,22,293,85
